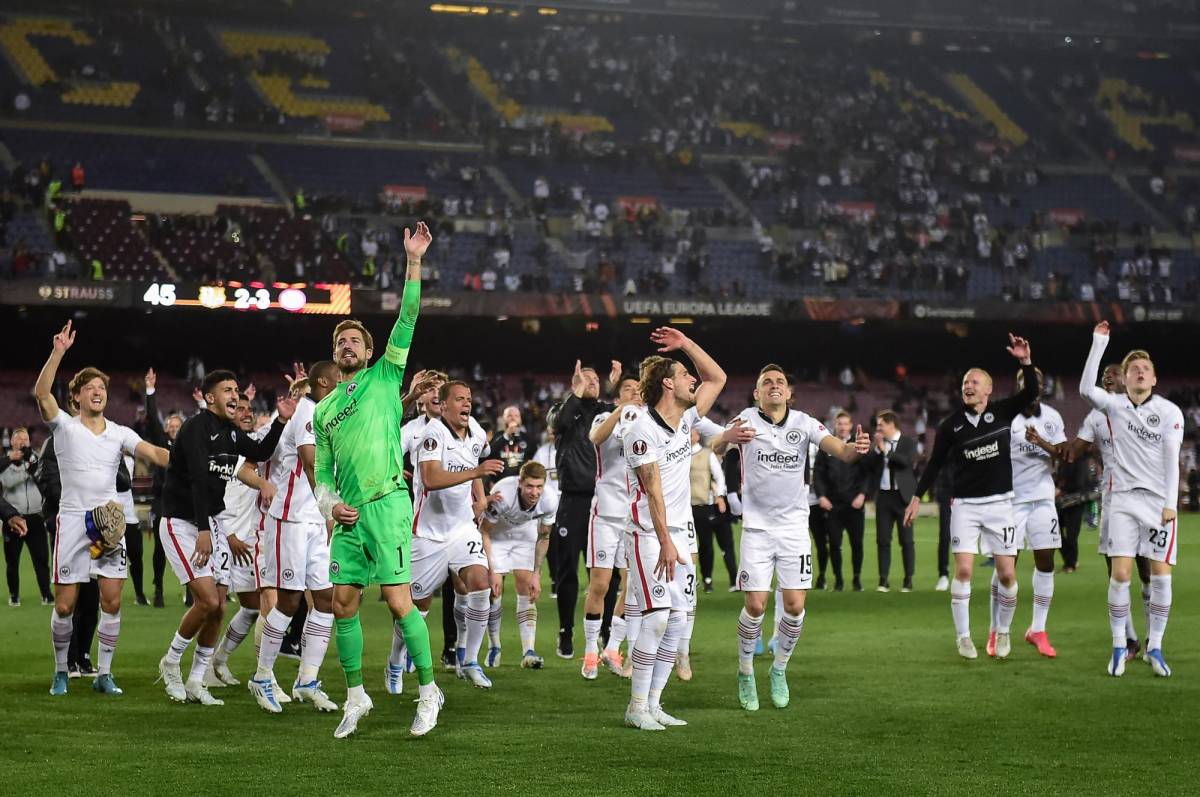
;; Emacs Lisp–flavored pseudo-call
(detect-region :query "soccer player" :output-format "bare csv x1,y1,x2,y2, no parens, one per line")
998,367,1067,658
718,365,869,711
903,334,1038,660
1078,322,1183,677
157,370,294,706
34,321,170,697
203,391,273,688
622,327,726,730
479,461,558,668
314,221,443,738
248,361,342,713
1069,364,1150,660
581,373,641,680
410,380,504,688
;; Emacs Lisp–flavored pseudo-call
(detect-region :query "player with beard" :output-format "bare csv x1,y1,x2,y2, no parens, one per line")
718,365,869,711
622,328,726,731
1079,323,1183,678
993,368,1067,659
1069,364,1151,661
157,371,295,706
314,222,443,738
903,335,1038,661
581,373,641,680
34,321,170,697
203,391,276,688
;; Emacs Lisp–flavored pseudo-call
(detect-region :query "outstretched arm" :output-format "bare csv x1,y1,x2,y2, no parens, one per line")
378,221,432,385
650,327,726,418
34,321,75,422
819,424,871,464
1079,322,1121,412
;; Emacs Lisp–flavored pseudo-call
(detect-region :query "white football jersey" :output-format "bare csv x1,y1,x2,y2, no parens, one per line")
401,414,434,459
1081,333,1185,506
267,397,321,523
413,416,490,541
591,406,640,518
734,407,830,532
1077,408,1116,491
482,475,559,541
215,455,260,540
48,410,143,513
624,407,722,534
1009,404,1066,504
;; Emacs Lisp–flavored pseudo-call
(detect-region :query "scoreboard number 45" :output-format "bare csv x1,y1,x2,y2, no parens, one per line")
142,283,176,306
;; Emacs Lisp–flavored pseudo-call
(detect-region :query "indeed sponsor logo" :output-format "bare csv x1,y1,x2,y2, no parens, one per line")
324,399,358,433
756,450,802,468
445,463,474,473
963,440,1000,460
663,441,692,464
1127,422,1163,443
209,461,237,480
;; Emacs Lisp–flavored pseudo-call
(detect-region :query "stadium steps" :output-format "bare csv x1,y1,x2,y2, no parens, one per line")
705,171,752,222
1109,172,1172,231
249,154,293,206
484,164,523,208
944,72,1028,146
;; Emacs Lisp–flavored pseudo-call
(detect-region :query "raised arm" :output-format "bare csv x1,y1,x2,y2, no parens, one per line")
33,320,75,422
819,424,871,464
376,222,431,384
1079,322,1119,412
143,368,168,446
235,399,293,462
650,327,726,418
589,409,623,445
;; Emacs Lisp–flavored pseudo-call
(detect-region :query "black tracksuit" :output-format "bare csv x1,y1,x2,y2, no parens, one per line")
813,441,871,587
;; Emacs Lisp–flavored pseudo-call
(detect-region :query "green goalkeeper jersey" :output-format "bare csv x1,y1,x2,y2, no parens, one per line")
314,279,420,509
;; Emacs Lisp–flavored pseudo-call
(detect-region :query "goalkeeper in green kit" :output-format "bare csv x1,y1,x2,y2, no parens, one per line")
312,221,442,739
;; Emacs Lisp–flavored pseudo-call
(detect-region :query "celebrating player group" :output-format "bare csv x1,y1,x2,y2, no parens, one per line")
31,220,1182,738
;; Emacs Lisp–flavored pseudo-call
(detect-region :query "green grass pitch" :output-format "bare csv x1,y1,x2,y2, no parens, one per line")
1,516,1196,795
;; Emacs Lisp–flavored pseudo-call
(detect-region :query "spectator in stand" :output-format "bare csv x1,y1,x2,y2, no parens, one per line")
2,428,53,606
71,163,86,192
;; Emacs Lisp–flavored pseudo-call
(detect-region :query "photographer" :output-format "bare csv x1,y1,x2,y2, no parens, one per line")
1,428,52,606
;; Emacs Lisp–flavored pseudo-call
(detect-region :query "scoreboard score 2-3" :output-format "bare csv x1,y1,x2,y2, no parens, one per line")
141,282,351,315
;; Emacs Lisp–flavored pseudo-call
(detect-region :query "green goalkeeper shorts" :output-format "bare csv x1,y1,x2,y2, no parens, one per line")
328,488,413,587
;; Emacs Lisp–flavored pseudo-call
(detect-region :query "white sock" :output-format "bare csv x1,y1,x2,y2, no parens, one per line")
255,607,291,679
516,595,537,653
995,581,1018,634
1147,574,1171,651
347,684,366,702
166,631,192,666
298,609,333,684
625,595,642,647
1124,604,1138,643
188,645,214,685
678,610,696,657
988,570,1000,632
389,617,407,668
463,589,490,665
97,611,121,675
1107,578,1131,648
1030,569,1053,634
583,615,602,655
648,610,685,709
488,597,503,648
605,616,627,654
453,592,468,650
1141,581,1152,641
254,612,265,660
737,608,763,675
771,587,783,641
950,579,971,638
630,610,668,706
773,609,805,670
216,607,258,664
51,612,73,672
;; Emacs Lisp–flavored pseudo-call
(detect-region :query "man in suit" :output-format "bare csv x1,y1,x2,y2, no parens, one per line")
864,411,917,592
814,412,872,591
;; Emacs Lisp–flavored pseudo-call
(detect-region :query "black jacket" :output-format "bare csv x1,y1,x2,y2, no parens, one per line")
550,393,614,495
162,410,285,531
495,430,535,480
814,442,872,506
34,437,61,520
863,435,919,504
144,392,173,512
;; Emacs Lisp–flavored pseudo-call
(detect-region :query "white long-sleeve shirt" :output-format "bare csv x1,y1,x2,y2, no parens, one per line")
1079,333,1184,508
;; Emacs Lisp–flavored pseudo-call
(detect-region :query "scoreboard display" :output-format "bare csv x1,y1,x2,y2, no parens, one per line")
140,282,351,315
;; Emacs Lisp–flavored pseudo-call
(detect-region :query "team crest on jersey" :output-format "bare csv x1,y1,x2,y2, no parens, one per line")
330,561,341,575
558,526,569,537
306,421,313,434
282,569,295,581
472,443,481,456
346,382,358,396
632,440,648,456
1147,414,1161,428
597,550,607,561
785,430,802,445
59,565,70,577
624,409,638,422
422,438,438,452
651,584,666,599
983,412,994,423
1044,421,1057,436
681,420,689,434
413,582,422,594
